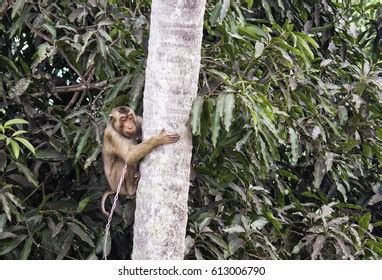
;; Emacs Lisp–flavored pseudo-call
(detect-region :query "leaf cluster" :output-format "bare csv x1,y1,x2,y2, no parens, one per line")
0,0,381,260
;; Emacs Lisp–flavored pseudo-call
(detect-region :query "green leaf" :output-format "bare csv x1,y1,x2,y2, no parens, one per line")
261,129,280,161
273,38,303,58
313,159,326,189
204,233,228,248
376,128,382,141
297,35,314,60
223,93,235,132
359,213,371,231
247,0,254,9
259,136,270,171
255,41,265,58
98,28,112,42
15,162,39,187
261,0,275,23
359,213,371,235
219,0,230,21
77,31,96,62
64,108,88,121
0,55,20,75
4,118,28,128
21,238,33,260
47,218,64,238
289,128,299,165
265,211,282,231
105,76,130,104
322,116,341,137
57,231,74,260
42,24,57,39
0,232,17,239
76,197,91,213
11,0,26,19
0,235,27,255
0,194,11,221
277,0,285,10
32,43,55,70
129,71,145,111
238,24,268,40
9,139,20,159
211,95,225,147
338,106,348,125
0,150,6,172
296,32,319,49
222,225,245,234
14,137,35,155
68,223,95,247
56,24,77,33
98,232,111,257
191,96,204,136
4,192,24,209
11,130,27,137
84,147,101,169
97,35,107,58
0,214,6,232
274,46,293,66
207,69,229,81
35,149,66,161
75,127,91,162
209,1,222,26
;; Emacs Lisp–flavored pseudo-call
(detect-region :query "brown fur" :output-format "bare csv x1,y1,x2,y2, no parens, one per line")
101,106,180,216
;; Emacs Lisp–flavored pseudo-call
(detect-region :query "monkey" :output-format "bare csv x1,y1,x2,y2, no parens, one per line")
101,106,180,216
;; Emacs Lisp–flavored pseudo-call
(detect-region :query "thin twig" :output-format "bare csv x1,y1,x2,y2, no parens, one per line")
64,91,80,112
58,48,83,79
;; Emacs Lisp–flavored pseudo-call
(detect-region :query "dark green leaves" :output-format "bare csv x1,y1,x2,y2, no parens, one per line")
11,0,26,19
75,127,91,162
191,93,235,147
191,96,204,136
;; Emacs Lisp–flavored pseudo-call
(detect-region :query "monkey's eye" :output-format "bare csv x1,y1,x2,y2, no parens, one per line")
120,117,127,122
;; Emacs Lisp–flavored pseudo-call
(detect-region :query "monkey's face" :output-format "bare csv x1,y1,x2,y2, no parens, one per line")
118,112,137,138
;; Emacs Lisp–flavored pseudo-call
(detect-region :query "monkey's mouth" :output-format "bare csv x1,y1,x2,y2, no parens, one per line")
123,130,136,138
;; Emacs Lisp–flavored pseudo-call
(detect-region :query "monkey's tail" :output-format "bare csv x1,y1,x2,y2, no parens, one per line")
101,191,113,216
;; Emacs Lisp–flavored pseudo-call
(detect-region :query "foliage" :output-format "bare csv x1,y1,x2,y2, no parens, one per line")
187,0,382,260
0,0,381,259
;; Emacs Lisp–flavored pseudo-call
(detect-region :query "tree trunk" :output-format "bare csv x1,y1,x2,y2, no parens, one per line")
132,0,206,260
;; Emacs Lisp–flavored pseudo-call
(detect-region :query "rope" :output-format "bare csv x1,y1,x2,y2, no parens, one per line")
103,162,128,260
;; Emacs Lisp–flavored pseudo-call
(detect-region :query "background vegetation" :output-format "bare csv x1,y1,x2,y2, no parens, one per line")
0,0,381,259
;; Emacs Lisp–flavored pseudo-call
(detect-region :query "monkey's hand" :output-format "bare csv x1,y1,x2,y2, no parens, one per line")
133,171,141,188
157,131,180,145
134,171,141,179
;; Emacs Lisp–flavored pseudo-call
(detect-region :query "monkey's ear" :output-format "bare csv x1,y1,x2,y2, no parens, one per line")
108,113,114,121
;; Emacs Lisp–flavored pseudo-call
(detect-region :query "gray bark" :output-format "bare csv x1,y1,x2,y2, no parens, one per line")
132,0,206,259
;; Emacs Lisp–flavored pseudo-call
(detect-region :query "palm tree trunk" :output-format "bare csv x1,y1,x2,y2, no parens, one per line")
132,0,206,259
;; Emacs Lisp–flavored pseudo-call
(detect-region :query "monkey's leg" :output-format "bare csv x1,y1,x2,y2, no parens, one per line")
125,171,140,198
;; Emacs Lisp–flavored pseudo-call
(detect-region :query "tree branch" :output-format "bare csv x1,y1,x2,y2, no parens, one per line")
30,77,124,97
25,21,53,44
26,21,84,81
0,0,14,17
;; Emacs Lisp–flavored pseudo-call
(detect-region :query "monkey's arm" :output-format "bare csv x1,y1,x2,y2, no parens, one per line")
105,126,179,165
123,138,163,164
